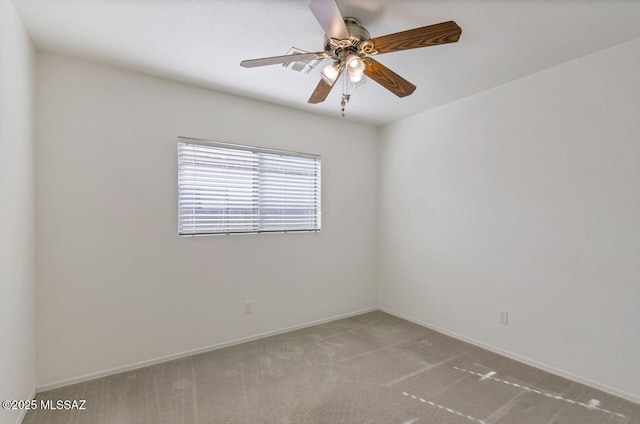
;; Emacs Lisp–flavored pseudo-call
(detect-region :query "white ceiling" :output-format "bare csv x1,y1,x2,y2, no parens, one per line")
12,0,640,126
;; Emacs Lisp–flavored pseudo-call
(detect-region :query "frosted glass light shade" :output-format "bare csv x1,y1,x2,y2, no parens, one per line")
346,55,366,81
350,74,366,88
321,62,341,85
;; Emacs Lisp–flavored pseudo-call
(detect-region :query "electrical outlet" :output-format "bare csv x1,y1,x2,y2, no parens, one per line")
499,310,508,325
244,301,252,314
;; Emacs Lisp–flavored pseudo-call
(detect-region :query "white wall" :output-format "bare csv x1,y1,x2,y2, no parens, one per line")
0,0,36,423
36,53,378,388
379,38,640,402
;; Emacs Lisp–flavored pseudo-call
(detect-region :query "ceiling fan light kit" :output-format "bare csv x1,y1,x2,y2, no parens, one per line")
240,0,462,116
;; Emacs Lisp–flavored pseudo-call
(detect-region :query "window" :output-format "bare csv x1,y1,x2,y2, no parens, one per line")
178,137,321,235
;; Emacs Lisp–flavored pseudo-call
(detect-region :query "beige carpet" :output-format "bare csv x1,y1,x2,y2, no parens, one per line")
24,311,639,423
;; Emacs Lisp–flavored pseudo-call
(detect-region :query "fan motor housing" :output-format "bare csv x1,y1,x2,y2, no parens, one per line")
324,17,371,59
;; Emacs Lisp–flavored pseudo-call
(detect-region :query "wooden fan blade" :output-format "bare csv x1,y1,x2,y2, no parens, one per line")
308,69,343,104
309,0,349,40
372,21,461,54
240,52,324,68
363,58,416,98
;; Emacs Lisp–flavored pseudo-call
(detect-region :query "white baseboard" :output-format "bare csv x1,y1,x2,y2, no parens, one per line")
380,307,640,405
35,305,640,406
37,306,378,393
15,387,36,424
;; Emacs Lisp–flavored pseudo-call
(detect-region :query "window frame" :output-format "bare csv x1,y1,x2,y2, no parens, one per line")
177,137,321,236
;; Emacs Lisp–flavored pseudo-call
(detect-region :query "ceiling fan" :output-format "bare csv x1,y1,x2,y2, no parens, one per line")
240,0,462,112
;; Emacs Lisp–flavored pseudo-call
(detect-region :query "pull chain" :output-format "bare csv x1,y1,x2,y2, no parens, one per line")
340,72,350,117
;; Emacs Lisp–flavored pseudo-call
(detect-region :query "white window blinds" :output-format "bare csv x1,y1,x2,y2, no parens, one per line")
178,138,321,235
